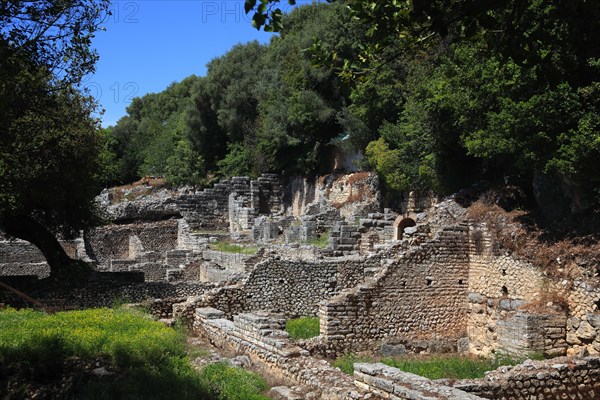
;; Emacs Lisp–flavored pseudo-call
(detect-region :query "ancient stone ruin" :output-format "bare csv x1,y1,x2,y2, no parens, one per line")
2,171,600,399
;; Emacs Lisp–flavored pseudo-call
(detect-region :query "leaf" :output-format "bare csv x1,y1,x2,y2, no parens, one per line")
244,0,257,14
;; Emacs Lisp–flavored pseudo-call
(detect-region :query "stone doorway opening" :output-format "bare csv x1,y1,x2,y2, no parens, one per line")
394,217,416,240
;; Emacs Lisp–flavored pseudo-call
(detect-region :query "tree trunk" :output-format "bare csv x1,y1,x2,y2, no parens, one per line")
1,214,76,278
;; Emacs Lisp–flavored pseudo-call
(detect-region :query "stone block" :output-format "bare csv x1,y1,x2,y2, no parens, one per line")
576,321,597,341
196,307,225,319
379,343,406,356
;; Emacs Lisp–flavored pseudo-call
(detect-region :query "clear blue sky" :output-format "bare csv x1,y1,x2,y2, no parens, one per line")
90,0,304,127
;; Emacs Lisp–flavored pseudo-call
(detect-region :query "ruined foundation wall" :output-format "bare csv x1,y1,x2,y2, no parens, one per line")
467,224,552,356
85,220,178,263
177,174,282,231
455,356,600,400
0,236,78,278
194,309,369,400
320,226,471,355
203,257,372,318
354,363,484,400
0,278,212,309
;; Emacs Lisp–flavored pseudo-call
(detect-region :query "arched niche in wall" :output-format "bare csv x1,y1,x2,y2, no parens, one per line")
393,216,416,240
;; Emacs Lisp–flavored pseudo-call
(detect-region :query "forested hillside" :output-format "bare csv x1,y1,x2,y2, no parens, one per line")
104,1,600,224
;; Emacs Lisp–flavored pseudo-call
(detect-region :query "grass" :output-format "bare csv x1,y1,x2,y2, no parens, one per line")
210,241,258,255
333,353,543,380
305,230,330,248
286,317,320,340
199,362,269,400
332,353,374,374
0,307,269,400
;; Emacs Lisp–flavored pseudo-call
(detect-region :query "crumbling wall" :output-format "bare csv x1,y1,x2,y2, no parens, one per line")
454,356,600,400
565,282,600,356
194,309,370,400
0,276,213,309
202,257,372,318
354,363,483,400
0,236,80,278
85,220,178,263
178,174,282,231
320,226,471,355
466,222,570,357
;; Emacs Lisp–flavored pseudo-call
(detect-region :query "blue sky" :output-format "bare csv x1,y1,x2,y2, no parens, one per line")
89,0,292,127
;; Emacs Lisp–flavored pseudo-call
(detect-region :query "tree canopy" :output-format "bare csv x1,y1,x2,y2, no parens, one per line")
0,0,111,278
107,0,600,224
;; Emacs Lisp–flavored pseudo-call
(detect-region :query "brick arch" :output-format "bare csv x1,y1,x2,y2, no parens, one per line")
393,217,416,240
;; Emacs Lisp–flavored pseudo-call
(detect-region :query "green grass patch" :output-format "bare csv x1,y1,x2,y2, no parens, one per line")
199,362,269,400
382,354,533,380
210,241,258,254
305,230,330,248
0,307,184,366
333,352,542,379
0,307,269,400
332,353,375,374
286,317,320,340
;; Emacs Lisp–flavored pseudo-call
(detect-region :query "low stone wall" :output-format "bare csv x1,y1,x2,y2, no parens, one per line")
320,226,470,355
202,257,372,318
194,308,370,399
146,297,187,319
354,363,483,400
454,356,600,400
0,279,213,309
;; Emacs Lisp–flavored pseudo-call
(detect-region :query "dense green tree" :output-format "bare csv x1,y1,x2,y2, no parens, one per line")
0,0,111,278
107,76,200,183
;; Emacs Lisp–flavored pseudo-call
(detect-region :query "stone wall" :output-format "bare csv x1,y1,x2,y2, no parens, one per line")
454,356,600,400
565,281,600,356
467,290,568,358
354,363,483,400
0,278,213,309
177,174,282,231
320,226,471,355
202,257,373,318
468,224,544,301
85,220,178,263
194,308,371,400
0,236,75,278
466,222,573,357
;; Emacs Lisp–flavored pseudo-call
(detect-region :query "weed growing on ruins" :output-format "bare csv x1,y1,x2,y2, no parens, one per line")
306,230,330,248
381,354,525,380
0,307,185,366
332,353,375,374
285,317,320,339
0,308,269,399
210,241,258,255
198,362,269,400
333,353,538,380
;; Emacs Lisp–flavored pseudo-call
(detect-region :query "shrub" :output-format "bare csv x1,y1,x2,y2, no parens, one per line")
285,317,320,340
198,362,269,400
332,353,374,374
